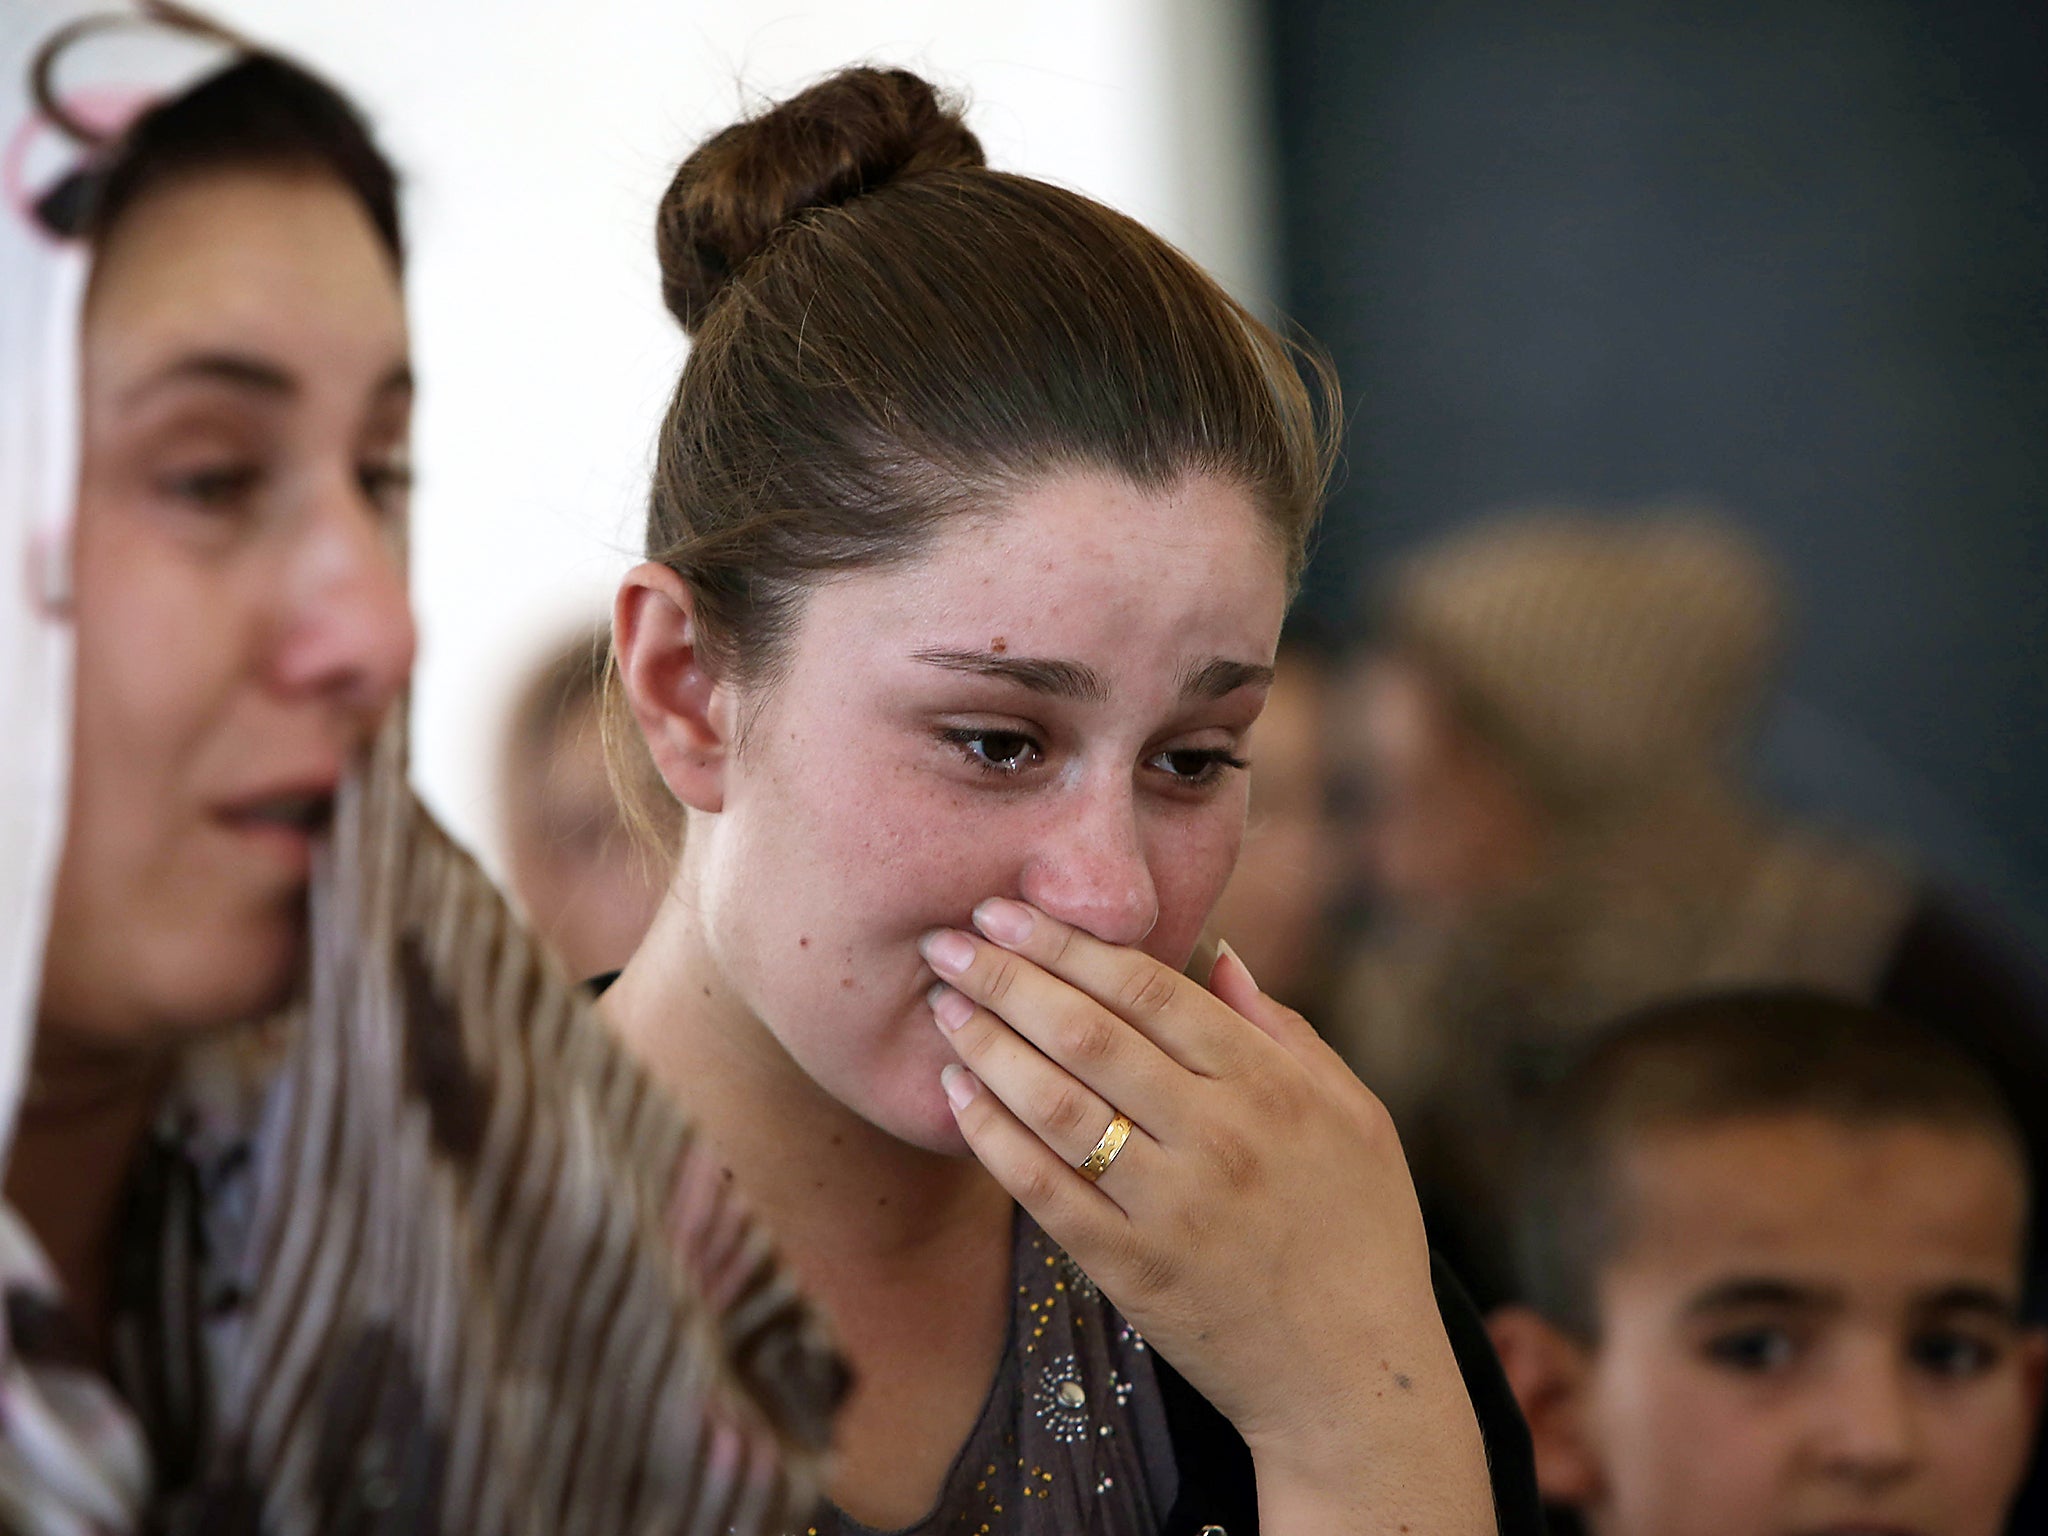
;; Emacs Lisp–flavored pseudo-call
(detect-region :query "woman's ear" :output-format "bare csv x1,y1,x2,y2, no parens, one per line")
613,563,733,814
1486,1305,1607,1511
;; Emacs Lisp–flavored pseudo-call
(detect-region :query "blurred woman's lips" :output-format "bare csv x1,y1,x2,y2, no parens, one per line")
214,783,338,876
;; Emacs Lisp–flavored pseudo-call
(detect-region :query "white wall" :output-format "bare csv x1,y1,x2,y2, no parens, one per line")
206,0,1278,871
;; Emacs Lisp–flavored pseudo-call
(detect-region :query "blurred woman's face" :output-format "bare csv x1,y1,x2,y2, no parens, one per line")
685,471,1290,1152
505,694,673,982
1204,656,1340,1007
1350,655,1543,921
39,169,415,1046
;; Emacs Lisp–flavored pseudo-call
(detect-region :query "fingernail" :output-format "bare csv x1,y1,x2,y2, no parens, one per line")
1214,938,1258,990
928,983,974,1033
920,929,975,976
972,898,1033,946
941,1064,979,1109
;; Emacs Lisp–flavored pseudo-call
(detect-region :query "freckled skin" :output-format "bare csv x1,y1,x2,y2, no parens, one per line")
608,471,1300,1527
679,472,1287,1153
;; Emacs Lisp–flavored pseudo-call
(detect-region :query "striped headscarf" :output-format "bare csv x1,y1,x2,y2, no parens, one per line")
0,7,842,1532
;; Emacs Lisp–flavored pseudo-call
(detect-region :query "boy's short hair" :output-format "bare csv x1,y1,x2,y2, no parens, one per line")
1514,987,2030,1339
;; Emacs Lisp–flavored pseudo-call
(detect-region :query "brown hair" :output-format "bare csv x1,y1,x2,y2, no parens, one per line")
1513,987,2030,1340
33,17,401,266
641,65,1337,691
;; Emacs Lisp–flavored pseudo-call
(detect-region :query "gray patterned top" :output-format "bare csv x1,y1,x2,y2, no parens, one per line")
811,1210,1178,1536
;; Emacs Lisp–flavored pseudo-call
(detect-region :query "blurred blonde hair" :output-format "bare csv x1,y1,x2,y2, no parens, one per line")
1385,505,1785,811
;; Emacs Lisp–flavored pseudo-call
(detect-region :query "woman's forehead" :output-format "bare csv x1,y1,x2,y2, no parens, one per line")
816,469,1288,650
84,170,406,392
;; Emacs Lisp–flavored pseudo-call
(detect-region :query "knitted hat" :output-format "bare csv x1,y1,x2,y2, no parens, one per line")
1384,508,1785,806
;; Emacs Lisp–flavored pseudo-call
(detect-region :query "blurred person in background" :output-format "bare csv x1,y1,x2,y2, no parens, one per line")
1488,989,2044,1536
1328,507,2048,1308
1200,639,1344,1012
501,623,678,978
0,6,831,1531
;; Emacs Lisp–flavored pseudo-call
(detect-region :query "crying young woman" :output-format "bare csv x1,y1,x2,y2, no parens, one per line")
601,66,1542,1536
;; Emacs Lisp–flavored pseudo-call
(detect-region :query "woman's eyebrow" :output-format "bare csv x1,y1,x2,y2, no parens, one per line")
1178,658,1274,700
119,349,297,409
911,649,1273,705
912,647,1108,702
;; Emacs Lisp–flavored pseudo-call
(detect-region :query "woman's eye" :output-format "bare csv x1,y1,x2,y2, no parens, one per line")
943,728,1044,777
159,463,261,510
1910,1329,2001,1380
359,459,414,518
1704,1326,1799,1374
1147,747,1249,788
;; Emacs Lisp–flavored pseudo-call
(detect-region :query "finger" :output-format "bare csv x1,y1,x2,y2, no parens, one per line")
929,982,1158,1190
941,1065,1137,1245
962,899,1258,1077
1209,942,1384,1117
919,927,1192,1119
1208,941,1317,1056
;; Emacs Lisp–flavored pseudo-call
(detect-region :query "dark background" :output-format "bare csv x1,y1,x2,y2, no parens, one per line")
1263,0,2048,950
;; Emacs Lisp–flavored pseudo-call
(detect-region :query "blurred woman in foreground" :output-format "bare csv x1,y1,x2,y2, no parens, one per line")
1,6,833,1530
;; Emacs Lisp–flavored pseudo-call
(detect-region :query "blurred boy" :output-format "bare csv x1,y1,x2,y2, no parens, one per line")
1488,988,2045,1536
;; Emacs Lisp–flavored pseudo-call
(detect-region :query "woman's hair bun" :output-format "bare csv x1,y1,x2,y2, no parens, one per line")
656,66,985,335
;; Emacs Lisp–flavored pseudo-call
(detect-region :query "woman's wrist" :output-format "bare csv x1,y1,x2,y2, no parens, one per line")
1243,1347,1496,1536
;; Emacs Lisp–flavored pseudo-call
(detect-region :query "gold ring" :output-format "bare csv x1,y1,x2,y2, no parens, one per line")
1077,1112,1133,1182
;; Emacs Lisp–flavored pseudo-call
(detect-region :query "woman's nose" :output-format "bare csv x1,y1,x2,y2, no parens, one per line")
1017,783,1159,948
269,473,417,718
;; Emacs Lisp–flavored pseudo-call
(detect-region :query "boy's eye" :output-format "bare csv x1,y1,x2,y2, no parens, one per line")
1704,1326,1799,1374
943,728,1043,777
1147,747,1250,789
1909,1329,2001,1380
